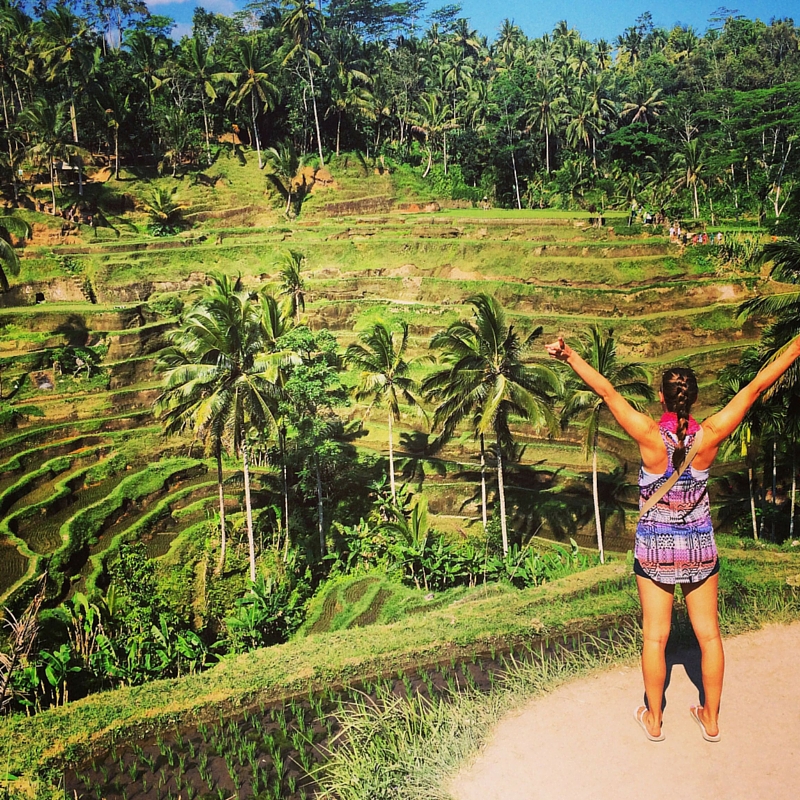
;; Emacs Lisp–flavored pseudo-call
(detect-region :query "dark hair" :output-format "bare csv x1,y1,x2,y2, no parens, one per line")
661,367,699,469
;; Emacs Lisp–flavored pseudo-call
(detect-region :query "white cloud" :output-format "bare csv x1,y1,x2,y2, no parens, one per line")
170,22,193,40
144,0,190,7
201,0,239,14
144,0,238,12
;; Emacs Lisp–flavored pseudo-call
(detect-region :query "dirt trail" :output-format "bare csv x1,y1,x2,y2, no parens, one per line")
451,622,800,800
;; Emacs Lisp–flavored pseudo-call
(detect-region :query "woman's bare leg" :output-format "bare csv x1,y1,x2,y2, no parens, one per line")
683,573,724,736
636,575,675,736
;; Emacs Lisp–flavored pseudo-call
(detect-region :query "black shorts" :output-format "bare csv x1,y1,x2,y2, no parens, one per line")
633,558,719,583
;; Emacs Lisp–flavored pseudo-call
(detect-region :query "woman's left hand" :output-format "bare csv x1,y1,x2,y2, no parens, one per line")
545,336,573,362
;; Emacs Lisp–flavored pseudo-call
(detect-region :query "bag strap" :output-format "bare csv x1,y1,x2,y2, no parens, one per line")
639,427,704,519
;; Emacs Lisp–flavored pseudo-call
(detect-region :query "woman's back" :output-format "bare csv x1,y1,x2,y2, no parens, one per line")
636,413,717,584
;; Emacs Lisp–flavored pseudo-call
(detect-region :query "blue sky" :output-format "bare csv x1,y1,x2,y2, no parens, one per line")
147,1,799,42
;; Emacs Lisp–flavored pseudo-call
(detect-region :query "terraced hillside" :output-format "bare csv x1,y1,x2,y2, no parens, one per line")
0,161,771,608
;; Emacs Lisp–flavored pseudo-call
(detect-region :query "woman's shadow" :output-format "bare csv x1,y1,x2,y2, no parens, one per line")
647,620,706,711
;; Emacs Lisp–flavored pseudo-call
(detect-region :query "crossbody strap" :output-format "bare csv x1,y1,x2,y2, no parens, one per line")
639,427,704,519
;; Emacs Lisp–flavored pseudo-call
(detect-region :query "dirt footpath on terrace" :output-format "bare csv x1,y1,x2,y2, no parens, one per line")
451,622,800,800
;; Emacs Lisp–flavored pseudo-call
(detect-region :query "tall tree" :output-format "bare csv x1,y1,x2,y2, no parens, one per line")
94,80,130,180
671,139,707,219
282,0,326,166
528,76,564,174
38,6,95,143
18,99,72,214
178,36,220,165
345,321,424,503
265,143,303,216
222,38,281,170
280,327,347,557
277,250,306,321
155,274,286,582
560,327,653,564
422,295,560,555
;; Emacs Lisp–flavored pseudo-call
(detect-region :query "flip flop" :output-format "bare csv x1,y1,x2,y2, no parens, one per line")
690,706,720,742
634,706,665,742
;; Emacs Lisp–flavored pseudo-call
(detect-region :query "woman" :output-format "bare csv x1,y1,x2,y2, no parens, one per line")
545,334,800,742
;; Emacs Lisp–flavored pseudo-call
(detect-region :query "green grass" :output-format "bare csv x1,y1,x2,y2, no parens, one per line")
1,546,798,795
318,553,800,800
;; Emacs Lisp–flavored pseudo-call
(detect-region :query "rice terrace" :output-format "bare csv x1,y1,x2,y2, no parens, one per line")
1,2,800,798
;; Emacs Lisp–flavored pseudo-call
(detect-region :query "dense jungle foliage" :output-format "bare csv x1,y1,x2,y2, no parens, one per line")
0,1,798,217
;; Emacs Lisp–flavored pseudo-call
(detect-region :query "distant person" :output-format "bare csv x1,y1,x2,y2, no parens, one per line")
669,225,675,241
545,334,800,743
716,232,723,244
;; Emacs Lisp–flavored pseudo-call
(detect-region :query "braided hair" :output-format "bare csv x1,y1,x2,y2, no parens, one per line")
661,368,699,469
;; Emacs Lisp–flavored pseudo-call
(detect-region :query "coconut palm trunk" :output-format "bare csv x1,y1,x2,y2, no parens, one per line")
496,441,509,556
422,144,433,179
545,127,550,174
48,157,57,214
480,433,488,530
772,438,778,540
200,94,212,165
282,434,291,560
791,447,797,540
250,90,263,169
305,50,324,166
69,95,78,143
314,451,325,555
591,428,605,564
388,409,396,502
749,463,759,541
241,437,257,582
216,442,227,573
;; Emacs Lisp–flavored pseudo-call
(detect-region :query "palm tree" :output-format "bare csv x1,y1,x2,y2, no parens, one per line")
411,92,452,178
258,293,295,556
141,187,183,235
94,81,129,180
718,367,761,540
344,322,424,503
560,327,654,563
740,238,800,390
282,0,325,166
125,29,168,125
178,36,219,165
528,77,563,174
221,39,280,170
671,139,707,219
277,250,306,322
155,329,231,574
264,143,302,216
155,274,284,582
621,77,665,128
422,295,560,555
565,88,601,157
0,210,31,293
18,99,72,214
38,6,93,144
324,29,372,156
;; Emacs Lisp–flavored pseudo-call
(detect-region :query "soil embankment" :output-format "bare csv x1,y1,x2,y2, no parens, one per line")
451,622,800,800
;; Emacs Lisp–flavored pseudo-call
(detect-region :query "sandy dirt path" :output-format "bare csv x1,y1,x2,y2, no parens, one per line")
451,622,800,800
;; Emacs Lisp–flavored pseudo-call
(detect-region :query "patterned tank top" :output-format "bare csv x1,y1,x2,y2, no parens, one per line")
635,414,717,584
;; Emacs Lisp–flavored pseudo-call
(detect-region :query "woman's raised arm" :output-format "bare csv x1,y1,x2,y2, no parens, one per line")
545,337,663,465
703,335,800,449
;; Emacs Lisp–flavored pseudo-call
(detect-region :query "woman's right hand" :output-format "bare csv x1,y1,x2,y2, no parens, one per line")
545,336,573,362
